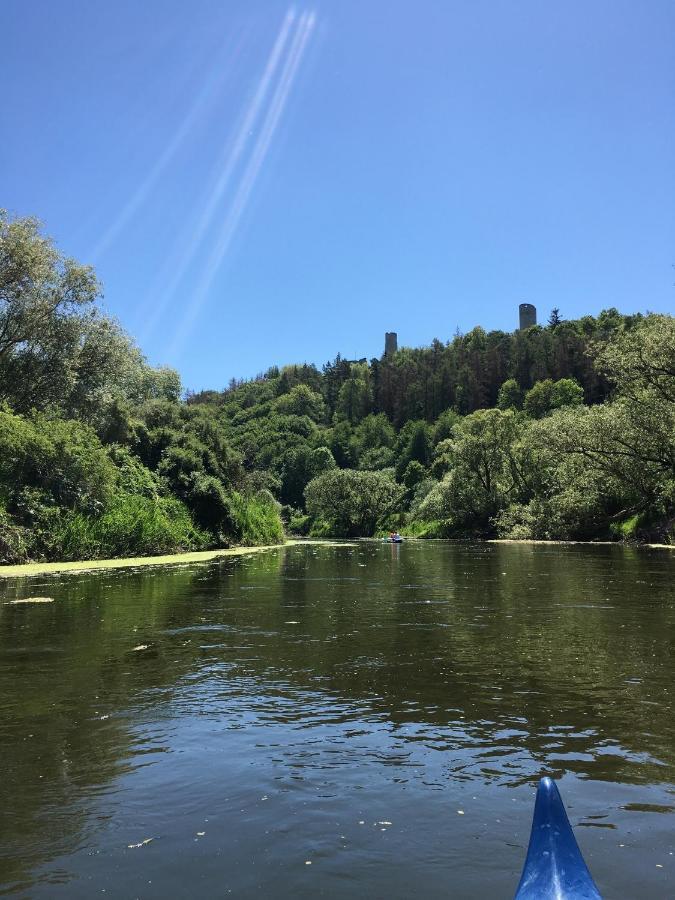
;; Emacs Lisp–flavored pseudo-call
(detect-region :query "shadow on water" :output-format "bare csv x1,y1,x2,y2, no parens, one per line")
0,542,673,898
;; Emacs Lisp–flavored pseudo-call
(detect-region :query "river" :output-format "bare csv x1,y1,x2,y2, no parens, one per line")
0,541,673,898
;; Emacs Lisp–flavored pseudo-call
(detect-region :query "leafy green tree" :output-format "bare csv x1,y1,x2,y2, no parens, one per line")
417,409,529,533
274,383,326,422
395,420,432,480
0,211,98,366
403,460,426,491
594,314,675,403
497,378,523,410
280,445,336,508
523,378,583,418
326,420,358,468
305,469,403,536
432,408,460,444
335,364,372,424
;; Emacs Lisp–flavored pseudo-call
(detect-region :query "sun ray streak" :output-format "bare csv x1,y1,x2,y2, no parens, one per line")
89,32,245,263
167,10,316,358
138,9,298,343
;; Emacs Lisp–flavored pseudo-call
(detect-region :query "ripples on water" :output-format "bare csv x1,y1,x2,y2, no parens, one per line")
0,541,673,898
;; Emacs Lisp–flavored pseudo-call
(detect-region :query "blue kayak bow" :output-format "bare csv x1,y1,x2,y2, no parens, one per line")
514,777,602,899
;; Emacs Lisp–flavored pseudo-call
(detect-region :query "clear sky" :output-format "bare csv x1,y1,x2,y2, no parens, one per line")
2,0,674,390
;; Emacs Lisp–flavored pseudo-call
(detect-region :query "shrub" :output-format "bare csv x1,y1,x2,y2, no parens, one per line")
305,469,403,536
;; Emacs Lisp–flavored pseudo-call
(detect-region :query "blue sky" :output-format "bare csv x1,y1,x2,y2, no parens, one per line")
2,0,674,390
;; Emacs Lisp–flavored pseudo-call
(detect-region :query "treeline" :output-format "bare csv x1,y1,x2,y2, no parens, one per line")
0,212,283,563
1,211,673,562
183,311,674,543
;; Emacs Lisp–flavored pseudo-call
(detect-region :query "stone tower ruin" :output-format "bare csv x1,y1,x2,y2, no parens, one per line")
384,332,398,356
519,303,537,330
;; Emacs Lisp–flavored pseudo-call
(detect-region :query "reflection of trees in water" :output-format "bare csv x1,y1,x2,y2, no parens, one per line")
0,543,673,889
223,542,675,788
0,553,285,891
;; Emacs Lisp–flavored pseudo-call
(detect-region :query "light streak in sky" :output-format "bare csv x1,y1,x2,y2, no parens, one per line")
167,9,317,356
139,8,305,344
89,31,244,264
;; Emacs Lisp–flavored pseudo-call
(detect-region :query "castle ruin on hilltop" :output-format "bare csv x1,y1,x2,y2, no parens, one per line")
383,304,537,357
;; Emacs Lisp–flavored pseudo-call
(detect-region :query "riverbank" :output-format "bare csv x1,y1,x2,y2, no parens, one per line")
0,544,288,579
3,536,670,581
488,538,674,549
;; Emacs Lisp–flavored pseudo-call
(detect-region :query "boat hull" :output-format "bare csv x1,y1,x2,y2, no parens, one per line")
514,777,602,899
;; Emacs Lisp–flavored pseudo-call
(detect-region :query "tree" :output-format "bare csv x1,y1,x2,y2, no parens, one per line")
497,378,523,410
395,420,432,480
417,409,529,533
305,469,403,536
335,364,372,424
0,211,99,362
594,314,675,403
524,378,583,418
548,308,563,328
403,460,426,491
0,211,181,422
280,445,336,508
274,384,325,422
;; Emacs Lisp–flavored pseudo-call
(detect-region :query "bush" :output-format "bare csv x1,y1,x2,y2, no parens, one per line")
54,494,210,560
305,469,403,536
0,506,29,563
228,491,285,546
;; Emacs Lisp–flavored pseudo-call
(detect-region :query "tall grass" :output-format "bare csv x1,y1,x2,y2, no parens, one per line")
55,494,211,561
229,491,284,546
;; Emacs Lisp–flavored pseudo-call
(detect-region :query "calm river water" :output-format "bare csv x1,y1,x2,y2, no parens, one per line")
0,541,673,898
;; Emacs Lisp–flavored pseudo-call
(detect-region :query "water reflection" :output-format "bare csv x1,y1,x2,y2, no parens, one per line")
0,542,673,898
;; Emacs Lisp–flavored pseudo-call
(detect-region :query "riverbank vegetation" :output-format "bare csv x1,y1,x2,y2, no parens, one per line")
1,210,673,561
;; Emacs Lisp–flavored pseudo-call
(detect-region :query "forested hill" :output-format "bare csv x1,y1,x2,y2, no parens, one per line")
1,211,674,563
189,306,640,425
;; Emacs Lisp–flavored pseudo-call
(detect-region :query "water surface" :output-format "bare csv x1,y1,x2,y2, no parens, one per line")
1,541,673,898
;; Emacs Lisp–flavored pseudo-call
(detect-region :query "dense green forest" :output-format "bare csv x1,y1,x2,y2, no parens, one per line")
1,211,673,563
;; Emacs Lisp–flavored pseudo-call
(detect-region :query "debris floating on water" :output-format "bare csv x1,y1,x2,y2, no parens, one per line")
132,645,149,651
127,838,153,849
9,597,54,604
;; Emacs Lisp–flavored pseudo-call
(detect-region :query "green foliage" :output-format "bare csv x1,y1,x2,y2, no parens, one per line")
497,378,523,411
2,211,673,553
0,211,181,425
0,409,117,514
394,420,432,480
523,378,584,418
280,445,336,508
305,469,403,536
0,505,29,563
273,384,325,422
403,460,426,491
228,491,284,546
335,364,372,424
53,494,210,561
416,409,528,535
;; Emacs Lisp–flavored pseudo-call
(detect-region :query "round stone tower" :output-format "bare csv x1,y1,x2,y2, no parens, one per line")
519,303,537,330
384,332,398,356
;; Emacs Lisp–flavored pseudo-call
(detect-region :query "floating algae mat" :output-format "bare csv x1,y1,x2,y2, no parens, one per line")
8,596,55,604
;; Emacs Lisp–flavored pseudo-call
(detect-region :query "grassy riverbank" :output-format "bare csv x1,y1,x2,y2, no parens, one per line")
0,543,288,579
0,539,362,580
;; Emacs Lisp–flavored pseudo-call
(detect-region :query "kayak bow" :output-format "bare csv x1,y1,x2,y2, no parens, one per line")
514,777,602,899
